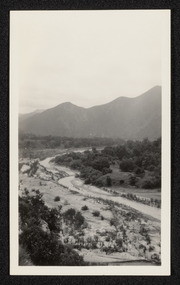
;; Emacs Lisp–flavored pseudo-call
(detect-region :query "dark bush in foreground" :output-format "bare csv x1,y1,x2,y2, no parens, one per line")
81,205,89,211
92,210,100,217
19,225,84,266
151,253,161,265
19,245,32,265
54,196,60,202
63,208,85,229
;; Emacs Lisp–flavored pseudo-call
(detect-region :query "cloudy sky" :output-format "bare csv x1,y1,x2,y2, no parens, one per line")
11,11,163,114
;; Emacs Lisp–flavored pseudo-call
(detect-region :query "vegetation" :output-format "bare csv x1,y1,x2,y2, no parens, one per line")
121,193,161,208
81,205,89,211
63,208,85,229
92,210,100,217
54,138,161,190
19,136,161,265
54,196,60,202
19,190,85,265
19,133,124,155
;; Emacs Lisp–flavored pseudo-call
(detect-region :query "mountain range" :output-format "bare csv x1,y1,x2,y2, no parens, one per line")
19,86,161,140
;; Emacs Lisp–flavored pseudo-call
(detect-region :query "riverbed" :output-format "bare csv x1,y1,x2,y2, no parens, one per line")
40,155,161,221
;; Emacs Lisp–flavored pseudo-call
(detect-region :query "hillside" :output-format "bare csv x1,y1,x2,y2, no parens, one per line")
19,109,44,122
19,86,161,140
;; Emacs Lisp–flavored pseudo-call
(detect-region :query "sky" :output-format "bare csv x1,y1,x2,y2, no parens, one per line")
11,11,163,114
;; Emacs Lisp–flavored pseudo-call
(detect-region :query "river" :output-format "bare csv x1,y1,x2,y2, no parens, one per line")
40,153,161,221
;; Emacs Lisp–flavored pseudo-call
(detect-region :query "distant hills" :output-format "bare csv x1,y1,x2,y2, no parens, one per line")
19,109,44,122
19,86,161,140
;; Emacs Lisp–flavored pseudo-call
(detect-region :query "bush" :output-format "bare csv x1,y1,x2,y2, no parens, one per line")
84,178,91,184
129,175,137,186
134,167,144,175
19,245,32,265
102,167,112,175
63,208,76,223
94,178,104,187
149,245,155,252
92,157,110,172
106,176,112,187
116,238,123,248
92,211,100,217
119,158,135,172
81,205,89,211
151,253,161,265
19,225,84,266
54,196,60,202
110,218,117,227
75,212,85,229
63,208,85,229
141,176,161,189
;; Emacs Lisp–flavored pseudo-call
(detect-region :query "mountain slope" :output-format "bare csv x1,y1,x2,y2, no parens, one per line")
19,109,45,122
19,86,161,140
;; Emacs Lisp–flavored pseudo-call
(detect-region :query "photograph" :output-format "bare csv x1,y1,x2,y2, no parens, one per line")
10,10,170,275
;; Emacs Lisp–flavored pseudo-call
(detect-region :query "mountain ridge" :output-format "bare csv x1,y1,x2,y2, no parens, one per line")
19,86,161,140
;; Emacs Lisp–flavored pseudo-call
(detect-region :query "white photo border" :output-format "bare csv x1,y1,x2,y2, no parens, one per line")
10,9,171,276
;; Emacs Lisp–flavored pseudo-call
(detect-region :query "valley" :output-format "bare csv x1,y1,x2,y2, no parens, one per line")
19,147,161,266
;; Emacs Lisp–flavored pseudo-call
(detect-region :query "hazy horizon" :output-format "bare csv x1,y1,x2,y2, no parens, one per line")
11,11,162,113
19,84,161,115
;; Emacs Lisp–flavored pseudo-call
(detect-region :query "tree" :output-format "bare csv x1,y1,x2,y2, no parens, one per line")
106,176,112,187
19,225,84,266
92,157,110,172
119,159,135,172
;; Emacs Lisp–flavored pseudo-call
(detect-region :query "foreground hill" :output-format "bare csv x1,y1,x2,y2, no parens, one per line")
19,86,161,140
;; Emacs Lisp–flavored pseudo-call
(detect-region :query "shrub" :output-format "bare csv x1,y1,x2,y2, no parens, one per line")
94,178,104,187
151,253,161,265
19,225,84,266
63,208,76,223
105,236,110,242
110,218,117,227
92,211,100,217
134,167,144,175
81,205,89,211
84,178,91,184
92,157,110,172
116,238,123,248
54,196,60,202
149,245,155,252
102,167,112,175
63,209,85,229
129,175,137,186
119,159,135,172
19,245,32,265
141,176,161,189
75,212,85,228
106,176,112,187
